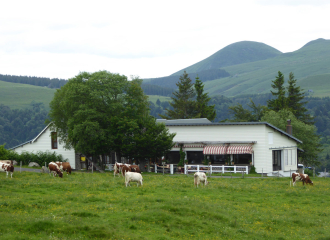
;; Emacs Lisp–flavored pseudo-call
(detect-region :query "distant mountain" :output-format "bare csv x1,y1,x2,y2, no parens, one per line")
171,41,282,76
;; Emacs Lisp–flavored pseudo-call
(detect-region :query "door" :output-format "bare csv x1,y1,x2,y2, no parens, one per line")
272,150,281,171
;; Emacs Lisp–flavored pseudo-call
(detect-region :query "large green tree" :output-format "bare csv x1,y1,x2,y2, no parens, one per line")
195,76,216,121
48,71,175,161
228,98,267,122
159,71,197,119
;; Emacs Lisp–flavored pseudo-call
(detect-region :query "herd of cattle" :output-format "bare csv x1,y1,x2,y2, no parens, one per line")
0,160,315,187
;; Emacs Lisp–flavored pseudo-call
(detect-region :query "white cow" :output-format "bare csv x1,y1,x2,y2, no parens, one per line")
125,172,143,187
194,172,208,188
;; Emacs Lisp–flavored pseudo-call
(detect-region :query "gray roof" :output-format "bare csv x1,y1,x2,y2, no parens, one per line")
157,119,302,144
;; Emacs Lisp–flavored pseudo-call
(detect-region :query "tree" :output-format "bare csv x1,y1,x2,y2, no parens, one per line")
159,71,197,119
261,109,322,166
48,71,175,161
286,72,313,124
228,99,267,122
195,76,216,121
267,71,286,111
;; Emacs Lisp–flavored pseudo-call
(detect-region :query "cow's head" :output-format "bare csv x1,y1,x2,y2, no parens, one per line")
58,170,63,178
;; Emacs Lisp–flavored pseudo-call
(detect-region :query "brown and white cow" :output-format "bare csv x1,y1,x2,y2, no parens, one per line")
292,173,313,186
0,161,14,178
194,172,209,188
128,165,141,173
114,162,131,177
55,162,72,175
48,162,63,178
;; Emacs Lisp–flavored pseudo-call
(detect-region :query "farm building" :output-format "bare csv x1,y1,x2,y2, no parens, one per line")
156,118,302,176
10,119,302,175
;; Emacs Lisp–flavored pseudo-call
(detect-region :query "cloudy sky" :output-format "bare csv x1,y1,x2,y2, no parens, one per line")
1,0,330,80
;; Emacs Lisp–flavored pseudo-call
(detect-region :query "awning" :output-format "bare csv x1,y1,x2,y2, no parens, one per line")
173,144,204,148
203,146,228,155
226,145,253,154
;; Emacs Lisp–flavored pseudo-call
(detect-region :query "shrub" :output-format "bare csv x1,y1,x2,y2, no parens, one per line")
5,150,67,166
304,168,316,176
250,165,256,174
0,144,9,159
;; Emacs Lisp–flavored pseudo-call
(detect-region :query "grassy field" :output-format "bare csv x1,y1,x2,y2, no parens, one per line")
0,171,329,240
0,80,56,110
147,95,171,104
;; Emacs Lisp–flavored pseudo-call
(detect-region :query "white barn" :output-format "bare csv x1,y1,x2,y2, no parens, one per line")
10,123,77,169
157,118,302,176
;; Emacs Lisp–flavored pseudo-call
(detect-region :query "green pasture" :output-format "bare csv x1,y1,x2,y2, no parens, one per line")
0,80,55,110
147,95,171,104
0,171,329,240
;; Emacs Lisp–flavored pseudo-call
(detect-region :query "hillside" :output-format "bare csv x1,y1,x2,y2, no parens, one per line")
0,80,56,109
198,38,330,97
171,41,282,76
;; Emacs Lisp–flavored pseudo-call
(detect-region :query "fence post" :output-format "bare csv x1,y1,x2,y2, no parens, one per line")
246,166,248,174
313,167,315,178
162,162,165,175
20,161,22,173
170,164,173,174
155,164,157,173
242,171,244,179
234,165,236,174
262,168,263,179
325,168,326,178
197,165,200,172
222,165,224,174
92,162,93,173
278,170,279,178
184,165,187,175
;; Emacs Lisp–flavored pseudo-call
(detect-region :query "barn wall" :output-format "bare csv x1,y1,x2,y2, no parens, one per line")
13,127,76,169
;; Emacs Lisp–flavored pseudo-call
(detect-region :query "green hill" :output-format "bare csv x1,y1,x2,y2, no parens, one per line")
0,80,56,109
171,41,282,76
199,38,330,97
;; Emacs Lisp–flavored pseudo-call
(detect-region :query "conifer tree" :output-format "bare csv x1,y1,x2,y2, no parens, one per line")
159,71,197,119
267,71,286,111
194,76,216,121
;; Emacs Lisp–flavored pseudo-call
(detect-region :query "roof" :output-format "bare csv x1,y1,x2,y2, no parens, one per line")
157,119,302,144
9,123,52,150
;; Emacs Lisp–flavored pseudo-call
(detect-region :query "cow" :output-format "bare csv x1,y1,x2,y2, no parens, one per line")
194,172,209,188
121,164,131,177
114,162,131,177
129,165,141,173
55,162,72,175
0,161,14,178
48,162,63,178
125,172,143,187
292,173,313,186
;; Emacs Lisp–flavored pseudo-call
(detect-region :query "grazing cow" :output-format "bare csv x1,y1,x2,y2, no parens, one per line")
48,162,63,178
0,161,14,178
114,162,131,177
125,172,143,187
292,173,313,186
121,164,131,177
55,162,72,175
129,165,141,173
194,172,209,188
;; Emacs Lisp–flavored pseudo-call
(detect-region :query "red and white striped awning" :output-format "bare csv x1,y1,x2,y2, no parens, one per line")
226,145,253,154
203,146,228,155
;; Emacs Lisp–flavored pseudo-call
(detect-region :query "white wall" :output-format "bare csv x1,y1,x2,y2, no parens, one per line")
13,127,76,168
166,124,299,173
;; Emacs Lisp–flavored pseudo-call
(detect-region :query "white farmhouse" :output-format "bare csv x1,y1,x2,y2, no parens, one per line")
157,118,302,176
10,123,78,169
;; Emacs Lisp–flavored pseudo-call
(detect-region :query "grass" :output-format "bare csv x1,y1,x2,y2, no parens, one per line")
147,95,171,104
0,80,55,110
0,171,329,239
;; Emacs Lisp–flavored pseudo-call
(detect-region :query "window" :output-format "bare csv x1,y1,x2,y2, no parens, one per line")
268,133,273,144
284,150,288,165
51,132,58,149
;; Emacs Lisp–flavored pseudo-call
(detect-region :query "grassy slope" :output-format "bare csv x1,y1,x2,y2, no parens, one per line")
171,41,282,76
203,39,330,97
0,80,55,110
147,95,171,103
0,172,328,239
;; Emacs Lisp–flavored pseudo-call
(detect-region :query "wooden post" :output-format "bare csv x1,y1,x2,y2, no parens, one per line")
242,170,244,179
92,162,93,173
162,161,165,175
20,161,22,173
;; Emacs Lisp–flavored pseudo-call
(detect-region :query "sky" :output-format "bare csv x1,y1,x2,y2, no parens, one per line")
1,0,330,80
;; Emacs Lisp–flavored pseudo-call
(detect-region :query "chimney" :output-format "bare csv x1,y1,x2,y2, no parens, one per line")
286,119,292,135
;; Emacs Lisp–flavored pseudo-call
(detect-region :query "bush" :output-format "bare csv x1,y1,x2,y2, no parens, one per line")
304,168,316,176
5,150,67,166
250,165,256,174
0,144,9,159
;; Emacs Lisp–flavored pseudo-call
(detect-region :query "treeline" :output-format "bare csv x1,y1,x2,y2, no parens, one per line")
143,69,230,89
0,74,67,88
0,102,48,148
141,84,175,97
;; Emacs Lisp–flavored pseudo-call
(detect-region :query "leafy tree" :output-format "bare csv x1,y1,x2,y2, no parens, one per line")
159,71,197,119
48,71,174,162
195,76,216,121
261,109,322,166
228,99,267,122
287,72,313,124
267,71,286,111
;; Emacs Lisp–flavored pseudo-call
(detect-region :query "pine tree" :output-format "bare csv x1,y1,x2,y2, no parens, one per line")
287,72,313,124
194,76,216,121
267,71,286,111
159,71,197,119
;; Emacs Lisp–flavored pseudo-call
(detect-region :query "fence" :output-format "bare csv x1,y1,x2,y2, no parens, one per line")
184,165,249,175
